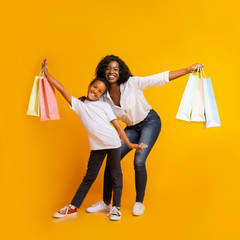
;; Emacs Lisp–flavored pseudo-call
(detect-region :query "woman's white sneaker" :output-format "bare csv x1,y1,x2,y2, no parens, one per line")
132,202,145,216
86,200,112,213
108,206,121,221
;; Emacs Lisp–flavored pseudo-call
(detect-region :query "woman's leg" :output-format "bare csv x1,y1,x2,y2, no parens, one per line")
103,127,140,203
134,110,161,203
71,150,107,208
106,147,122,207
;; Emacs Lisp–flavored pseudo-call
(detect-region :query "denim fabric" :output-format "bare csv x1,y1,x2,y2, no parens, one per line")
103,109,161,203
71,147,122,208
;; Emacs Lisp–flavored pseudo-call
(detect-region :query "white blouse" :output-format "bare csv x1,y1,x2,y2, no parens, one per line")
101,71,170,126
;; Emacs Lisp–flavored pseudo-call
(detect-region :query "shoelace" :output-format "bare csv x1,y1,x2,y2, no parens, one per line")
107,207,120,217
107,207,116,216
59,206,69,214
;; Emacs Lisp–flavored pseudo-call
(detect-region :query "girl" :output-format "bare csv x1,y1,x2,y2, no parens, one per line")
86,55,204,216
42,59,143,221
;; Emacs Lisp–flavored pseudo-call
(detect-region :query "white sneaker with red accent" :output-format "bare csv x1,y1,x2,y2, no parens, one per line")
86,200,112,213
53,205,77,218
132,202,145,216
108,206,121,221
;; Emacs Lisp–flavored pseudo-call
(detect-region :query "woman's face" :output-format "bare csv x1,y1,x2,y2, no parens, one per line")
87,80,106,101
105,61,120,84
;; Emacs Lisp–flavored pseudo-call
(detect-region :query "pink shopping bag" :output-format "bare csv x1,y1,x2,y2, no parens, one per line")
39,77,60,121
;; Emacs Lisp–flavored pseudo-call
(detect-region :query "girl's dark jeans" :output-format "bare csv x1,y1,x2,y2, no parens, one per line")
71,147,122,208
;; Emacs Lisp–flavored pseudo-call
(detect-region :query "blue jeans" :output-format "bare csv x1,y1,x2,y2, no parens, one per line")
103,109,161,203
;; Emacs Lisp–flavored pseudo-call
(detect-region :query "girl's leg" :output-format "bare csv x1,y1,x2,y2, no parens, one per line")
103,127,140,203
134,110,161,203
71,150,107,208
106,147,122,207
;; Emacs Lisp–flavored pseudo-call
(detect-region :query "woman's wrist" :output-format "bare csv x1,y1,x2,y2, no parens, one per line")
186,67,192,74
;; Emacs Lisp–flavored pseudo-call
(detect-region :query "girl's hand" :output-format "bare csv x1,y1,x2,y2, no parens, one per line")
187,63,204,73
128,143,144,152
42,58,49,76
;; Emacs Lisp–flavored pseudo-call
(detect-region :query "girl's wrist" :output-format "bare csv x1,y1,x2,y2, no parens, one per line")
126,143,132,148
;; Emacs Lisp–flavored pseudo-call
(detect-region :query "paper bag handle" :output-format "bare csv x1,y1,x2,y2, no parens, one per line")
192,65,202,78
199,67,207,79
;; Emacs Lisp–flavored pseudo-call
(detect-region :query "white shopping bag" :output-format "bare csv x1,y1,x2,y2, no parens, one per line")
202,74,221,128
176,73,198,122
191,76,205,122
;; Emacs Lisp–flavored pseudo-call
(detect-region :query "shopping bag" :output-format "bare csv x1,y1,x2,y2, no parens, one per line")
26,76,41,116
176,73,198,122
39,77,60,121
191,76,205,122
202,76,221,128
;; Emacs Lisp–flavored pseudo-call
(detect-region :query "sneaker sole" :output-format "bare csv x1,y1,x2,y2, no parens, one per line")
109,216,121,221
86,208,111,213
132,212,144,216
53,212,77,218
132,209,145,216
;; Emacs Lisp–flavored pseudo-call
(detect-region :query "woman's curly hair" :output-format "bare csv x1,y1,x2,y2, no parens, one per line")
95,55,133,85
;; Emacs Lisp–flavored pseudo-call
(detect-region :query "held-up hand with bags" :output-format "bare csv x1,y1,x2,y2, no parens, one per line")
26,59,60,120
188,63,204,73
169,63,204,81
42,58,72,105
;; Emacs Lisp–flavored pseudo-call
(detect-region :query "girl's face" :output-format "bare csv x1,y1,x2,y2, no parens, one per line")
105,61,120,84
87,80,107,101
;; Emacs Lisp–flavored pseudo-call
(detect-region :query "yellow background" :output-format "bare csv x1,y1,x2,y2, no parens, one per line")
1,0,240,239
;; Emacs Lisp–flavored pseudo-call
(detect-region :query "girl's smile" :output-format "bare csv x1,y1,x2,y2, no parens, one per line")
87,80,107,101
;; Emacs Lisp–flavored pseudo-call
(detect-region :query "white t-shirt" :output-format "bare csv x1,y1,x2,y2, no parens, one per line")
101,71,170,126
70,96,121,150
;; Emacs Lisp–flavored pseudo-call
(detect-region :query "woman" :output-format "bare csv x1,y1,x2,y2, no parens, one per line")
86,55,203,216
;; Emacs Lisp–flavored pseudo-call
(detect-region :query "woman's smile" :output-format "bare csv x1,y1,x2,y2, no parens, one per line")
105,61,120,83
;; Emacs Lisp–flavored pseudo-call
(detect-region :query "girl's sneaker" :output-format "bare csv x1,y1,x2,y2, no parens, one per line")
53,205,77,218
132,202,145,216
86,200,112,213
108,206,121,221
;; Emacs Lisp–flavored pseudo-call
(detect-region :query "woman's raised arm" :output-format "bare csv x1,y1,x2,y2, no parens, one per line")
169,63,204,81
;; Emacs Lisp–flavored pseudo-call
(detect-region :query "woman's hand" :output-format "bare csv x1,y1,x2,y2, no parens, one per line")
187,63,204,73
127,143,144,152
169,63,204,81
42,58,49,76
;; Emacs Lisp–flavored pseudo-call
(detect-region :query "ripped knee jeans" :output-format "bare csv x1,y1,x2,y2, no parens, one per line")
104,109,161,203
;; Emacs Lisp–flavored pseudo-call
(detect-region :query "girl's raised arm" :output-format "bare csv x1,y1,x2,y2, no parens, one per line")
43,58,72,105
